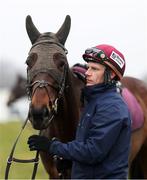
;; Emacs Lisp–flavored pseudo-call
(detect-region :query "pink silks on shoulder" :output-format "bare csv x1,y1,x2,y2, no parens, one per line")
122,88,144,131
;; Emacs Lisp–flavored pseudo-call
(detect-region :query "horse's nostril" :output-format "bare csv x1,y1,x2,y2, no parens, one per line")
30,106,49,119
29,105,50,130
31,106,44,118
43,107,49,117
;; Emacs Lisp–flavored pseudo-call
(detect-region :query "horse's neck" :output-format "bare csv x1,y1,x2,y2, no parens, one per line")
66,71,85,118
48,72,84,142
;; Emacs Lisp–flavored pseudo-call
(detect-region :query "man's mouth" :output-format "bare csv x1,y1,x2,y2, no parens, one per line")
86,79,92,83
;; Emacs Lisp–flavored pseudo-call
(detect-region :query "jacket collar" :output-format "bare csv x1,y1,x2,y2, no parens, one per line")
83,82,116,102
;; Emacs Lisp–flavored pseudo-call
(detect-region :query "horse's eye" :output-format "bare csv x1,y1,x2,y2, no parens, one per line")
53,53,67,71
26,53,38,69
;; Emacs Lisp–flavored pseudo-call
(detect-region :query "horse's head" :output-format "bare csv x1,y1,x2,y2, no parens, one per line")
25,15,71,130
7,75,27,106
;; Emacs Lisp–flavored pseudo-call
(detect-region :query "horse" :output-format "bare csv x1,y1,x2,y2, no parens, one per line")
121,76,147,178
25,15,147,179
25,15,85,179
7,74,27,106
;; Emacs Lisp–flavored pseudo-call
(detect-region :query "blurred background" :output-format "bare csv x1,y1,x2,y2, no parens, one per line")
0,0,147,178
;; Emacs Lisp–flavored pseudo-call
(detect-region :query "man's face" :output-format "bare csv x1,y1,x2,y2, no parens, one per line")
85,62,106,86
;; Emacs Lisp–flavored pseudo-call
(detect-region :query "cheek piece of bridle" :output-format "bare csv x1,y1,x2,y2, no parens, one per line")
27,61,68,127
5,41,68,180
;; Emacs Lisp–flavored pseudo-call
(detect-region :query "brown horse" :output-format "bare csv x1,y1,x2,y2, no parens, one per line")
25,15,84,178
25,15,147,179
121,76,147,178
7,75,27,106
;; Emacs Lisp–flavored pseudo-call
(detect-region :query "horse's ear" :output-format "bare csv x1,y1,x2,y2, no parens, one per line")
26,15,40,44
56,15,71,45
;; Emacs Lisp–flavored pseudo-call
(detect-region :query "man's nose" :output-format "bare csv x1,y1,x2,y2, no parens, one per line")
85,68,91,76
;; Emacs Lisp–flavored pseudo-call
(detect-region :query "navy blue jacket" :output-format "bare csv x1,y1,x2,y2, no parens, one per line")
50,83,131,179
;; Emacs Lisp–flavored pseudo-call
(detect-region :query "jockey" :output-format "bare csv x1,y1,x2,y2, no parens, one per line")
28,44,131,179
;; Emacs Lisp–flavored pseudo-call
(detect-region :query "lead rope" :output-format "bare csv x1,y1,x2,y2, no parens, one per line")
5,116,40,180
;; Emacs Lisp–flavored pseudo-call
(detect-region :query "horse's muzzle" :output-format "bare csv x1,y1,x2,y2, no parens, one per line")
29,105,51,130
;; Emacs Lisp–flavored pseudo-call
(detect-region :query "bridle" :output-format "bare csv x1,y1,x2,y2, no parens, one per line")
27,65,68,130
26,40,68,127
5,40,68,180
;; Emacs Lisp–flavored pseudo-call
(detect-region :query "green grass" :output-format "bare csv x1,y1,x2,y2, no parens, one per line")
0,120,49,179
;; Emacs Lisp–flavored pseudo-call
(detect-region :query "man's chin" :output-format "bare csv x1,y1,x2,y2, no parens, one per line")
86,83,94,86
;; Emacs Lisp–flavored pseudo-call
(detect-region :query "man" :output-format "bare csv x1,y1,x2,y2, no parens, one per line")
28,44,131,179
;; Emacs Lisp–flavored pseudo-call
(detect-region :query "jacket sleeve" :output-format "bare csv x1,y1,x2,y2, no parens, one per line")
49,104,125,165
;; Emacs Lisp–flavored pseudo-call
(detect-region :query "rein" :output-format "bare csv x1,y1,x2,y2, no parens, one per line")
5,117,40,180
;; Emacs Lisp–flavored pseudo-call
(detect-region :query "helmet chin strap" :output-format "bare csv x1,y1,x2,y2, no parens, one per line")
104,66,116,85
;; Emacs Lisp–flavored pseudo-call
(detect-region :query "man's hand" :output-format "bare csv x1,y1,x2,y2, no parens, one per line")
27,135,51,152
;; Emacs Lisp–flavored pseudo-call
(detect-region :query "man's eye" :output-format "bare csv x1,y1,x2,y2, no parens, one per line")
92,67,98,71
